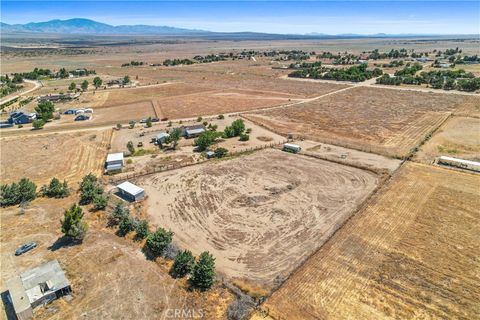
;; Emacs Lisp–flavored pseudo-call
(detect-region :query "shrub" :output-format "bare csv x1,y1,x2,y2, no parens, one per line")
79,174,103,205
246,128,252,134
126,158,133,164
116,123,122,130
117,216,135,236
35,101,55,121
239,134,249,141
146,227,174,256
93,193,109,210
110,202,129,226
170,250,195,278
189,251,216,291
167,121,172,127
32,119,45,129
127,141,135,154
214,147,228,158
135,219,149,240
203,121,208,126
40,178,69,198
0,178,37,207
146,117,152,128
61,203,88,241
196,116,203,122
227,298,254,320
129,120,135,129
194,131,220,151
217,114,224,119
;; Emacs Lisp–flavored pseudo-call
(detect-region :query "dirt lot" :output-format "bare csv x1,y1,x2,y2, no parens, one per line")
415,116,480,163
245,87,479,158
136,149,378,290
0,130,111,185
0,196,233,320
264,162,480,319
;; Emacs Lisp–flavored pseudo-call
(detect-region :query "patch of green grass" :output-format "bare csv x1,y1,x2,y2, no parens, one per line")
437,145,459,154
132,149,158,157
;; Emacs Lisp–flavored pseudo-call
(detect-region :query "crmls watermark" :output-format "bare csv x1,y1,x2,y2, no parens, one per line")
164,308,205,319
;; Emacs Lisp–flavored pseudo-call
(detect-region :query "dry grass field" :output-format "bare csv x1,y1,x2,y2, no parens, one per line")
245,87,479,157
137,149,378,290
415,116,480,163
0,196,233,320
0,130,111,185
264,162,480,320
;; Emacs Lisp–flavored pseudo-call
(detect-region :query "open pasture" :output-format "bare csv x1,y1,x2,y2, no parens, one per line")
245,87,477,158
137,149,378,290
0,130,111,185
264,162,480,319
415,116,480,163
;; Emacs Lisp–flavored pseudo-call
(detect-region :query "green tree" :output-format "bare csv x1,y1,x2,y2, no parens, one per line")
93,193,109,210
93,76,103,89
0,178,37,207
214,147,228,158
68,82,76,91
79,174,103,205
57,68,69,79
231,119,246,136
146,117,152,128
239,133,249,141
167,128,182,150
123,75,130,84
217,114,224,120
145,228,174,256
189,251,216,291
81,80,89,91
197,116,203,122
110,202,129,225
117,216,135,236
61,203,88,241
40,178,69,198
170,250,195,278
35,101,55,121
127,141,135,154
194,131,220,151
32,119,45,129
135,219,149,240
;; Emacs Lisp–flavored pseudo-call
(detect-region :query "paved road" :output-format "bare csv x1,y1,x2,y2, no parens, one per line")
0,79,42,105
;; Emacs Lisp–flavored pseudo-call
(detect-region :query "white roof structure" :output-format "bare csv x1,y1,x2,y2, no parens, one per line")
156,132,170,140
186,128,205,135
117,181,144,196
439,156,480,166
284,143,301,149
106,153,124,163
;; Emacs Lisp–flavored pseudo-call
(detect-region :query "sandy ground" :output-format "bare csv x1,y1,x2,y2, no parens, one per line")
264,162,480,319
0,196,233,320
244,87,479,158
297,140,402,173
415,116,480,163
136,149,378,290
0,130,111,185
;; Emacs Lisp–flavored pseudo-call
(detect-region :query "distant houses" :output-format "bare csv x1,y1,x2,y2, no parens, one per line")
37,93,79,103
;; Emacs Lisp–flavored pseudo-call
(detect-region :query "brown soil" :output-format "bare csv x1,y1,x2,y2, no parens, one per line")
264,162,480,319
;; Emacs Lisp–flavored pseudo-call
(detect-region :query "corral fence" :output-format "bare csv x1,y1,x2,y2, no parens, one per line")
108,139,292,184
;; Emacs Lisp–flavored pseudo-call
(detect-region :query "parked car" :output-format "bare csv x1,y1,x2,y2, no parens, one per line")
63,109,77,115
151,118,160,122
84,108,94,113
139,118,148,123
75,109,85,115
75,115,90,121
15,242,37,256
160,117,168,122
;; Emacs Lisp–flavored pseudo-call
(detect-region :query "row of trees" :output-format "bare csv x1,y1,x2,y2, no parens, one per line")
121,61,144,67
194,119,248,152
110,202,216,290
0,177,70,207
68,77,103,92
289,64,383,82
14,67,95,80
0,75,24,98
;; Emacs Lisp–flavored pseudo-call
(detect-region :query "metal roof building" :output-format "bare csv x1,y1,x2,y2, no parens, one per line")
106,153,124,172
116,181,145,201
6,260,71,320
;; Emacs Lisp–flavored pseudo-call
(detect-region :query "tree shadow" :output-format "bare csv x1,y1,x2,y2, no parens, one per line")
1,291,17,320
47,236,82,252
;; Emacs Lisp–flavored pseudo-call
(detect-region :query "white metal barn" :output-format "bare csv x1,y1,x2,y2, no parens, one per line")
116,181,145,201
283,143,301,153
106,153,124,172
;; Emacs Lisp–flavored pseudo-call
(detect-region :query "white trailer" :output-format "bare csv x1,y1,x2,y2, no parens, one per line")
438,156,480,172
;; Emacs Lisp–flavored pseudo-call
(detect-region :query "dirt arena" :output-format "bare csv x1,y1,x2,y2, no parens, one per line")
0,130,111,185
245,87,479,158
264,162,480,319
415,116,480,163
137,149,378,289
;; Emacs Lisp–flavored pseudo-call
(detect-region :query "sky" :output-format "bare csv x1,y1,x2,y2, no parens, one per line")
1,1,479,35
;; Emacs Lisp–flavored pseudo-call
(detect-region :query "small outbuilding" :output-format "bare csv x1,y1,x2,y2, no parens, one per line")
438,156,480,172
156,132,170,143
6,260,71,320
181,125,206,138
283,143,301,154
116,181,145,201
106,153,124,172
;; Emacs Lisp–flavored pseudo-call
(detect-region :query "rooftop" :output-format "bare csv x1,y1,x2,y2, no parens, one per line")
439,156,480,166
107,152,124,163
117,181,144,196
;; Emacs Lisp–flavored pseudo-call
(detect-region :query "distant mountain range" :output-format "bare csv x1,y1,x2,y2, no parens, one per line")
1,18,206,35
0,18,474,39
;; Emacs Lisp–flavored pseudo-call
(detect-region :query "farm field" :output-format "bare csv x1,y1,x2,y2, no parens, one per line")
263,162,480,320
415,116,480,163
0,196,233,320
244,87,479,157
0,130,111,185
137,149,378,290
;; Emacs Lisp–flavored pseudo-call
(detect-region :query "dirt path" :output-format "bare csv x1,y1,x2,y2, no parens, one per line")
0,79,42,105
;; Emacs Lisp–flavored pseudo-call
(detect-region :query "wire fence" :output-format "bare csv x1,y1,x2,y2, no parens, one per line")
109,139,291,184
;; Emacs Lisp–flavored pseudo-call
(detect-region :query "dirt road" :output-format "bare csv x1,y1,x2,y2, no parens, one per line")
0,79,42,105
